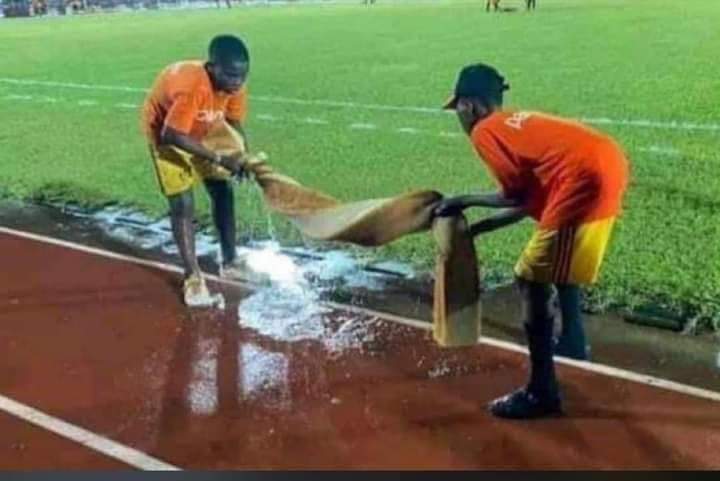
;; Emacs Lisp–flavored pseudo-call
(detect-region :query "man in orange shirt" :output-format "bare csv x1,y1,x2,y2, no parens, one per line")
142,35,251,306
436,64,629,419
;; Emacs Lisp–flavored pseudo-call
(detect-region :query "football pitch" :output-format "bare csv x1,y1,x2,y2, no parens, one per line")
1,0,718,328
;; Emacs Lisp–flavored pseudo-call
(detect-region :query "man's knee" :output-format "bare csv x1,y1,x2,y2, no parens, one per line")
168,190,194,218
555,284,581,307
205,179,233,204
516,276,554,322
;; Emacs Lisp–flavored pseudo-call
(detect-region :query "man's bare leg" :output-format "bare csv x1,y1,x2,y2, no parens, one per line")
168,189,201,278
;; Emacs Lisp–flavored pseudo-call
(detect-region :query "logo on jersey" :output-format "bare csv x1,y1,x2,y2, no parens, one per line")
197,110,225,123
505,112,532,130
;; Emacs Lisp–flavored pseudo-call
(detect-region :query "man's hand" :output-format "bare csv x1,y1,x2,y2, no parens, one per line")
433,196,469,217
216,153,247,178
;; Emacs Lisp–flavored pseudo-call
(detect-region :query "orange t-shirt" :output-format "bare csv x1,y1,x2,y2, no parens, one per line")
471,111,629,229
142,60,248,145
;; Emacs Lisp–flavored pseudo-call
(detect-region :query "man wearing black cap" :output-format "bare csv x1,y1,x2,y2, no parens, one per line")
435,64,629,419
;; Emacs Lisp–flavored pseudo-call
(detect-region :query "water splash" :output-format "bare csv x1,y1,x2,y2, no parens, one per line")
240,241,303,284
245,181,278,242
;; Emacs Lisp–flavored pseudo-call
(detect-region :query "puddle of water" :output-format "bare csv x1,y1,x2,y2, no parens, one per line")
187,338,220,415
238,282,330,343
240,344,291,409
302,250,384,291
54,200,416,356
87,205,220,258
236,243,380,354
67,203,414,292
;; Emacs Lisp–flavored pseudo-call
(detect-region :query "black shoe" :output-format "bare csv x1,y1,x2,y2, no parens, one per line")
488,388,563,419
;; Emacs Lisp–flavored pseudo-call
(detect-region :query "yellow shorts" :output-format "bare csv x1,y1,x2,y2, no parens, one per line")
514,217,616,285
149,144,232,197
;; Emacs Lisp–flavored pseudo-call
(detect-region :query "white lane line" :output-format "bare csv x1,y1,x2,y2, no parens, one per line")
115,103,138,109
324,300,720,403
0,393,179,470
2,77,719,132
78,100,99,106
2,226,720,405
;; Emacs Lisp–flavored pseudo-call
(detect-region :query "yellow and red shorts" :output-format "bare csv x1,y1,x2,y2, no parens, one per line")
514,217,616,285
148,144,232,197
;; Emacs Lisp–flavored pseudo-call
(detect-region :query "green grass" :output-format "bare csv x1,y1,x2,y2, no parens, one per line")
1,0,719,328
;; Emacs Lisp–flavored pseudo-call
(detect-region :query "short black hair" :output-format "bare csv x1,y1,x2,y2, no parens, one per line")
208,35,249,65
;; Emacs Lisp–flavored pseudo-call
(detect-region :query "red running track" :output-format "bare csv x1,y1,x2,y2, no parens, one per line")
1,230,719,469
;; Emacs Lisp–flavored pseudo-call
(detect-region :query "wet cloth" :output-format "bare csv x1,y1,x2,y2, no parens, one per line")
203,121,481,347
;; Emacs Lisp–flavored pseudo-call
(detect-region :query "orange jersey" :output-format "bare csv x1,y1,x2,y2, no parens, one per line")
142,60,248,144
470,111,629,229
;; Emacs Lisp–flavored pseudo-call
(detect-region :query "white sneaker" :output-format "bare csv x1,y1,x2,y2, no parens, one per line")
183,274,224,308
219,257,249,280
219,257,270,285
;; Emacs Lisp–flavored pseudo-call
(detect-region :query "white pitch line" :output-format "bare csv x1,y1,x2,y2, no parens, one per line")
4,94,33,100
0,92,699,156
397,127,420,135
0,88,700,150
2,225,720,405
349,122,377,130
0,77,146,93
1,77,719,132
580,116,720,132
0,394,179,470
638,145,681,156
439,131,462,138
302,117,329,125
252,93,442,114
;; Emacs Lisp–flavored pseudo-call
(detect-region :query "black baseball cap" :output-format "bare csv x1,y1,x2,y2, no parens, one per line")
443,63,510,110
